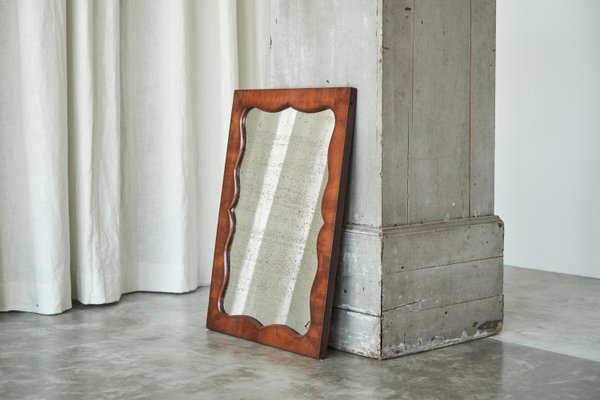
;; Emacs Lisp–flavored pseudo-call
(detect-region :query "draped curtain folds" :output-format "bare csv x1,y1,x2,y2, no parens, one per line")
0,0,238,314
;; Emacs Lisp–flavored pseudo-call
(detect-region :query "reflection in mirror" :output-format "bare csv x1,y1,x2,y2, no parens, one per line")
223,107,335,334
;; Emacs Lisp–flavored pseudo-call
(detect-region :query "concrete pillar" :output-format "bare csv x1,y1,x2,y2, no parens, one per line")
239,0,503,359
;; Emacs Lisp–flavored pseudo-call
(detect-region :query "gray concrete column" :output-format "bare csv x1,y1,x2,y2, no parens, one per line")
241,0,503,359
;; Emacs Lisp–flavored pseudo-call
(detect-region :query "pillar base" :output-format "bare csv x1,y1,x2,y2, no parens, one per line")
330,216,504,359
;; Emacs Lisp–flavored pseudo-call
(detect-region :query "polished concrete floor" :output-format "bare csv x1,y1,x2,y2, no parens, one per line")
1,266,599,399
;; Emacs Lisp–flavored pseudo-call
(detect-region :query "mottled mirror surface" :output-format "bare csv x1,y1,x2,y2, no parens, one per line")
223,107,335,334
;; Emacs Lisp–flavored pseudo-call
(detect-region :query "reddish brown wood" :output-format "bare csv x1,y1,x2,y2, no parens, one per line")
206,87,356,359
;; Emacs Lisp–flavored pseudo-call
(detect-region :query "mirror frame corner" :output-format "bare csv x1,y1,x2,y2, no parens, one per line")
206,87,357,359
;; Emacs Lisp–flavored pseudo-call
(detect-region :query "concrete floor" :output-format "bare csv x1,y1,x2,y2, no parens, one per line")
1,266,599,399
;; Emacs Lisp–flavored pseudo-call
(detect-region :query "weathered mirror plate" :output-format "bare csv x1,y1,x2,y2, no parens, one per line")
206,88,356,359
223,107,335,335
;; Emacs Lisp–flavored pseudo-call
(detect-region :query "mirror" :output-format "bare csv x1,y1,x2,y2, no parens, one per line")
206,88,356,358
223,107,335,334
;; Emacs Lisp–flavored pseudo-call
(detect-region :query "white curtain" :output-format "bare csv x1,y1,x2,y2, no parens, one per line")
0,0,238,314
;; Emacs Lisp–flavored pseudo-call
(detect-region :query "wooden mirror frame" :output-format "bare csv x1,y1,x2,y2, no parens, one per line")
206,87,356,359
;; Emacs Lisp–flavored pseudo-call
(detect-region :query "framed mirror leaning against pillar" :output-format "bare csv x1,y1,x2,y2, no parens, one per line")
206,88,356,358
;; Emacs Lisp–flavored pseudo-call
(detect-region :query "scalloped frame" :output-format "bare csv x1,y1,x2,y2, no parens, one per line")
206,88,357,359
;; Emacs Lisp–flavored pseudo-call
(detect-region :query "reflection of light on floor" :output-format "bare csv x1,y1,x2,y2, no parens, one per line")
278,115,331,327
228,108,297,315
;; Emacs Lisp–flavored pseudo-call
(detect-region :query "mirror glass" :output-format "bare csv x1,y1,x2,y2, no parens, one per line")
222,107,335,334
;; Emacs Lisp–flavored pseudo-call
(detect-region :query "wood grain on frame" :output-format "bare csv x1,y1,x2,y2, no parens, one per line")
206,87,357,359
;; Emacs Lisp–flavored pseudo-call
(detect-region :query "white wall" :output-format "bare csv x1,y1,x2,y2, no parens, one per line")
496,0,600,278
